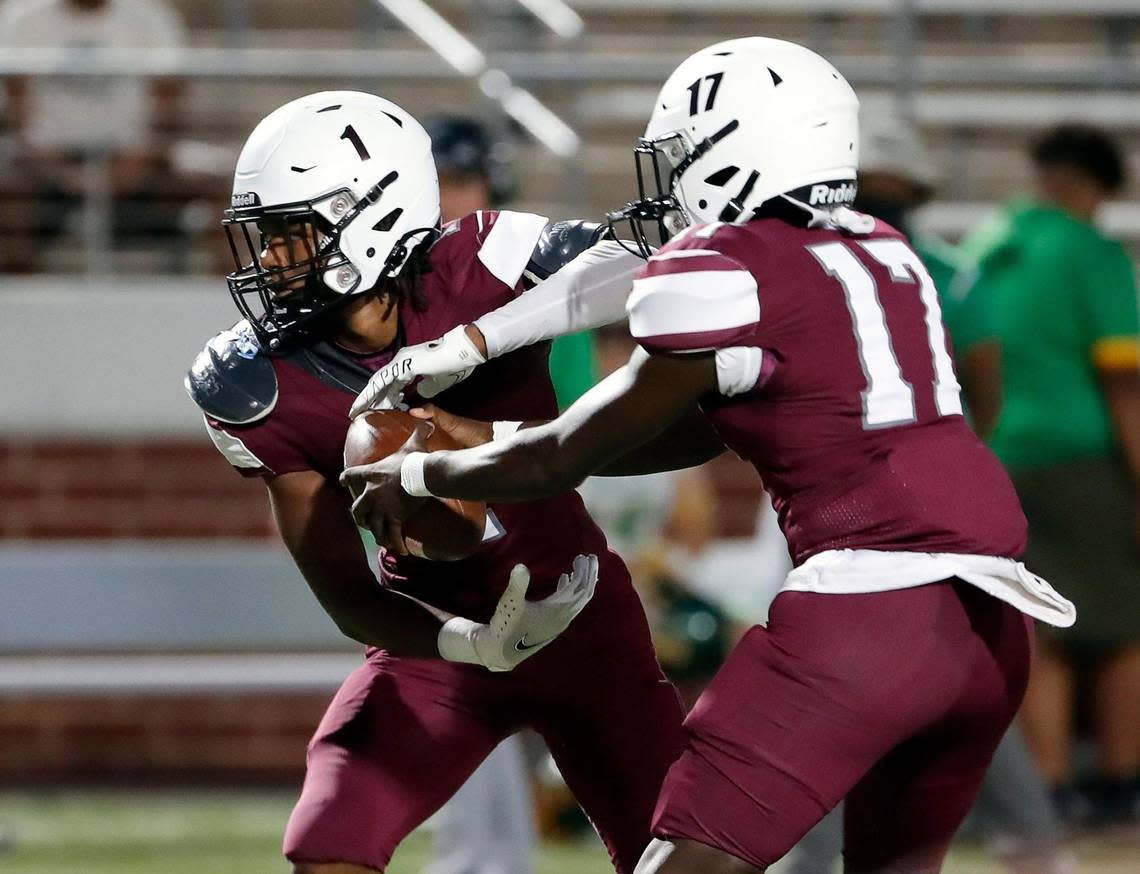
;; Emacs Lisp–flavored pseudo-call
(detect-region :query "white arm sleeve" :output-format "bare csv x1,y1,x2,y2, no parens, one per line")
472,240,642,359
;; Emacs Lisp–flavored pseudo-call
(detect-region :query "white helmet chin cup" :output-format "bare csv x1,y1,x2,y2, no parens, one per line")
231,90,441,296
645,37,860,226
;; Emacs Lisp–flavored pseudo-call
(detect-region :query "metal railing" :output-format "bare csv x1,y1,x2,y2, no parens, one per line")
567,0,1140,14
3,1,1140,276
4,46,1139,88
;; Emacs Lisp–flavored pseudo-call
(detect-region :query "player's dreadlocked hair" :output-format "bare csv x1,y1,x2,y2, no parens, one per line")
298,233,435,347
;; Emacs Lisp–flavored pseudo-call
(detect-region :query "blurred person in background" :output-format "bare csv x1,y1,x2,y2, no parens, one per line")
426,115,516,226
0,0,187,271
425,113,599,411
958,124,1140,829
855,109,1001,432
422,112,536,874
788,112,1073,874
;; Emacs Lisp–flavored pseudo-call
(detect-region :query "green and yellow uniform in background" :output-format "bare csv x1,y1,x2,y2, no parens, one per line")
959,199,1140,467
958,198,1140,654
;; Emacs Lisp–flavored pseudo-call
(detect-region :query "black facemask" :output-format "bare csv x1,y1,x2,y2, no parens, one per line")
222,171,435,353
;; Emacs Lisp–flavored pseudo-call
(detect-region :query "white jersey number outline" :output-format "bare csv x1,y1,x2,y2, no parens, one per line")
808,239,963,429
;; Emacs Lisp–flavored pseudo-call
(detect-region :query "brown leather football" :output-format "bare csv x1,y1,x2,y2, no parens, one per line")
343,410,486,561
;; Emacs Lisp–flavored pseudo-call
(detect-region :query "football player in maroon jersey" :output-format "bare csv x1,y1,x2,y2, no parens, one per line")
187,91,686,874
343,42,1076,874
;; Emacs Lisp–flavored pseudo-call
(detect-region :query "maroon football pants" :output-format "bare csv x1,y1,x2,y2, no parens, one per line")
652,580,1034,873
284,553,687,873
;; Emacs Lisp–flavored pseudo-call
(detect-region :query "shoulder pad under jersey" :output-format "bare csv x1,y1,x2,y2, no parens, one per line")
185,320,279,425
524,219,613,283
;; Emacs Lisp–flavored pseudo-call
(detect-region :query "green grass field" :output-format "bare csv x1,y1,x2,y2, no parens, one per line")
0,789,1135,874
0,789,614,874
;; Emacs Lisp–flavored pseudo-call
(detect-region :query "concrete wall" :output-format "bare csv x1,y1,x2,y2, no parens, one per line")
0,541,350,653
1,277,236,435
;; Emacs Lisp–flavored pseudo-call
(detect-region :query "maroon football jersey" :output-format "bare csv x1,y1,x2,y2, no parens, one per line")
628,216,1027,565
203,210,611,621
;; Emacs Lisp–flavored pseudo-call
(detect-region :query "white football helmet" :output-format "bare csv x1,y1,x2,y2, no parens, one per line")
611,38,860,252
224,91,440,349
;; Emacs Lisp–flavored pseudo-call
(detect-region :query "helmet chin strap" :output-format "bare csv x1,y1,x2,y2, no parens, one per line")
779,193,833,226
716,169,761,222
778,193,876,234
380,225,441,278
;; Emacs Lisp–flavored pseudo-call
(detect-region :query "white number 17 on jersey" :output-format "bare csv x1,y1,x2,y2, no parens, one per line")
809,239,963,429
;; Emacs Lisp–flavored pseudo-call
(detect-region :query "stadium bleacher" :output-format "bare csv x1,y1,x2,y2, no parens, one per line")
3,0,1140,269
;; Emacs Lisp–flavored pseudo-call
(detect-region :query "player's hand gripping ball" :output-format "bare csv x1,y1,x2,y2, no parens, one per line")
343,410,486,560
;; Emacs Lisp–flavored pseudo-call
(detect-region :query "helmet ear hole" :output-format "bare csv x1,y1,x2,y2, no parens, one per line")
704,166,740,187
373,208,404,233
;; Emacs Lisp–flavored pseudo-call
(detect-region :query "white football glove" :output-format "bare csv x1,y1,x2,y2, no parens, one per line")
349,325,486,417
436,554,599,672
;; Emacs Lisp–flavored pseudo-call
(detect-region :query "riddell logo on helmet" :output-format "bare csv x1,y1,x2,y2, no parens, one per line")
807,182,857,206
231,191,260,208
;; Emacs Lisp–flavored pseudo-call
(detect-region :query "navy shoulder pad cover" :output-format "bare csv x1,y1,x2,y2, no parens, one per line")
185,321,279,425
525,219,612,283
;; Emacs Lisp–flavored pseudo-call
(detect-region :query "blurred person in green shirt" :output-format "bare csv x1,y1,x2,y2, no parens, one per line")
853,110,1002,433
959,125,1140,827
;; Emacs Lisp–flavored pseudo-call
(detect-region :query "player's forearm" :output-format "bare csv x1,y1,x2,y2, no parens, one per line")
284,540,448,655
5,77,29,133
267,472,450,656
596,407,726,475
323,586,449,657
416,351,718,501
1101,368,1140,484
420,423,583,502
472,240,642,358
497,411,722,477
421,383,644,502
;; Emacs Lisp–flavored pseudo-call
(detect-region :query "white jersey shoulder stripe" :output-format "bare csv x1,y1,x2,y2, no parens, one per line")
628,268,759,339
671,221,726,244
204,416,270,471
477,210,550,289
649,248,723,262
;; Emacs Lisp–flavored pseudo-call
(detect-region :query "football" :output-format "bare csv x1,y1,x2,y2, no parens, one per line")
343,410,487,561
